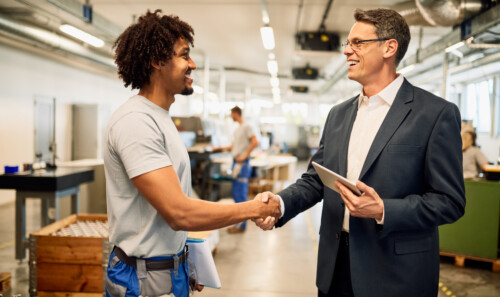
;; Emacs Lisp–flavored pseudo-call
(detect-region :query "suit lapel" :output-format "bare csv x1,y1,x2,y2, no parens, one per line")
359,80,414,180
338,97,359,176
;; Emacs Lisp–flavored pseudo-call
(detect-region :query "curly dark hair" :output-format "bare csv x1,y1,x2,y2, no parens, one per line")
354,8,410,67
113,9,194,89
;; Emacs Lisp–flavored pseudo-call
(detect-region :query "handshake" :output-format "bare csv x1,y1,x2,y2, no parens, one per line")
251,191,282,231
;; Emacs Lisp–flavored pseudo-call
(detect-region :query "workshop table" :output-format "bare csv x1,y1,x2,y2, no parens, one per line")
0,167,94,260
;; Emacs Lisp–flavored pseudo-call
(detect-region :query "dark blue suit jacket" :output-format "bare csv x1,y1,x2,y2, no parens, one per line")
276,79,465,297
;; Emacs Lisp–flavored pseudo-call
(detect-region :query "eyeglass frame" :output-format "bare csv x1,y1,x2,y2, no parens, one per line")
341,38,390,49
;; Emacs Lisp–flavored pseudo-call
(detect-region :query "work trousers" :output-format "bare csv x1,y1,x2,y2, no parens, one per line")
231,158,252,229
105,249,189,297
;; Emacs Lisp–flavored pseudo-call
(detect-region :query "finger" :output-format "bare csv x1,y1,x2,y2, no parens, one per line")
253,217,264,224
263,216,274,225
357,181,376,197
197,284,204,291
258,216,275,230
336,182,354,210
356,180,369,194
260,192,272,203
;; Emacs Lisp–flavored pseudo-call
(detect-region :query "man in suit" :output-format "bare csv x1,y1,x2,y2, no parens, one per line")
255,8,465,297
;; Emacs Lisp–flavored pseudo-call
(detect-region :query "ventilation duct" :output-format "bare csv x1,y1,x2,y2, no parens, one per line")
0,14,115,70
395,0,486,27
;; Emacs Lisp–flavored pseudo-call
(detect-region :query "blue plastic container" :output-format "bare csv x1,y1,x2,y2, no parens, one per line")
4,165,19,174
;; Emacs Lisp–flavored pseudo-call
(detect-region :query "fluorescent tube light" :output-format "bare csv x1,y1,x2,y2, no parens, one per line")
260,26,275,50
445,41,464,53
273,93,281,104
267,60,278,76
449,49,463,58
59,24,104,48
270,77,279,88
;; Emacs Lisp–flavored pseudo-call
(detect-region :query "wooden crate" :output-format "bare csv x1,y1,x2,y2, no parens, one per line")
0,272,11,293
29,214,109,297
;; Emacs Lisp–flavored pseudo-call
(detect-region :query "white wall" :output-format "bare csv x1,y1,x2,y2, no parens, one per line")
477,133,500,164
0,43,134,205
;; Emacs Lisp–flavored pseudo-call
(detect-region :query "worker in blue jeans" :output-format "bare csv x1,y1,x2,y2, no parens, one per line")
231,158,253,231
213,106,259,233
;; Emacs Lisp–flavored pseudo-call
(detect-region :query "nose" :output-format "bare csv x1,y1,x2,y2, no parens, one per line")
189,58,197,70
343,43,354,56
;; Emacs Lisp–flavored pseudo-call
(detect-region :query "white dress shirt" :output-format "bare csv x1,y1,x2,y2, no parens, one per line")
278,75,405,228
342,74,404,232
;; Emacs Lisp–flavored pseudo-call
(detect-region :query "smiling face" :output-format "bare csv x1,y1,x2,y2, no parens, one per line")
162,38,196,96
344,21,387,87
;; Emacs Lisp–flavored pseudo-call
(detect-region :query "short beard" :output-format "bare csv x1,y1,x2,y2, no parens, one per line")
181,87,194,96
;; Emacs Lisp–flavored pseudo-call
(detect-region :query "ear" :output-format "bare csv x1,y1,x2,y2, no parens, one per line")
383,39,398,60
151,60,164,70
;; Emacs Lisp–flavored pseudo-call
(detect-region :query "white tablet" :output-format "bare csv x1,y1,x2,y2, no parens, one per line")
312,161,362,196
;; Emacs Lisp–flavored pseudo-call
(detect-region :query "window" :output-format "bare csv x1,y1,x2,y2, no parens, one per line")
463,79,493,133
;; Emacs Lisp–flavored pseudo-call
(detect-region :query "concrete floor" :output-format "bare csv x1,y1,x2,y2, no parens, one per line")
0,161,499,297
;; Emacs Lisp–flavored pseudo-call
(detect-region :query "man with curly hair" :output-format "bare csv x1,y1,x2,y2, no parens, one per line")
104,10,280,297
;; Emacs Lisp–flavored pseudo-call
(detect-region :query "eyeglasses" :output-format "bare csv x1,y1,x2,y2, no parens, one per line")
341,38,389,49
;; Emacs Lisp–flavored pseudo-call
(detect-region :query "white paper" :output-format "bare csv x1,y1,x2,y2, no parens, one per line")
186,238,221,289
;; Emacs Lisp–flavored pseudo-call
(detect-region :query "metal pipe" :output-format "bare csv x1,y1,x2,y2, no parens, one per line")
318,0,334,31
416,0,483,26
0,15,115,69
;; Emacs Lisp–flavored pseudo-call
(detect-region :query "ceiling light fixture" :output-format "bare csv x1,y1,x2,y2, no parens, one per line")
270,77,279,88
59,24,104,47
260,25,275,50
445,41,465,53
267,60,278,76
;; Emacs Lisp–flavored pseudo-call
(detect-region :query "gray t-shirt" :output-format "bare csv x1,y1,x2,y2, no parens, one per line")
463,146,489,179
104,95,191,257
231,121,255,158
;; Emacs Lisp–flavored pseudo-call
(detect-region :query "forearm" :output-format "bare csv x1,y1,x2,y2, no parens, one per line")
244,142,257,158
169,199,262,231
132,166,279,231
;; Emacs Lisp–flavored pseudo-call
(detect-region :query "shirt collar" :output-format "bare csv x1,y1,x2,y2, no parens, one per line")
357,74,405,108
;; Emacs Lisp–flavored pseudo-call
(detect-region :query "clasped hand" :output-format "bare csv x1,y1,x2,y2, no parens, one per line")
252,191,281,230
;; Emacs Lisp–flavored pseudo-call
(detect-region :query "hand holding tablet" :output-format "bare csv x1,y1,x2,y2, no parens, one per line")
312,161,362,196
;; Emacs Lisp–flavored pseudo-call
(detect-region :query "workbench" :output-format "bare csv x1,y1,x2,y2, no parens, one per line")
0,167,94,260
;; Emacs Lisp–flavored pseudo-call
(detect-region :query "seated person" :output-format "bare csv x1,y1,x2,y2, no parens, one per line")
462,128,489,179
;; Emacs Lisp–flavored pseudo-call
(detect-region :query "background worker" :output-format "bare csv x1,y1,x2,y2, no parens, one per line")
255,8,465,297
462,126,489,178
212,106,259,233
104,10,280,297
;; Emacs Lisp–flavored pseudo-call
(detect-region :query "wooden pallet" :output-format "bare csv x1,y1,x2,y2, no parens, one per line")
37,292,102,297
440,251,500,272
0,272,11,293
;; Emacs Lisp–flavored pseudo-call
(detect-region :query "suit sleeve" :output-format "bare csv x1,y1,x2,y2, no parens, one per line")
381,103,466,236
275,112,331,228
